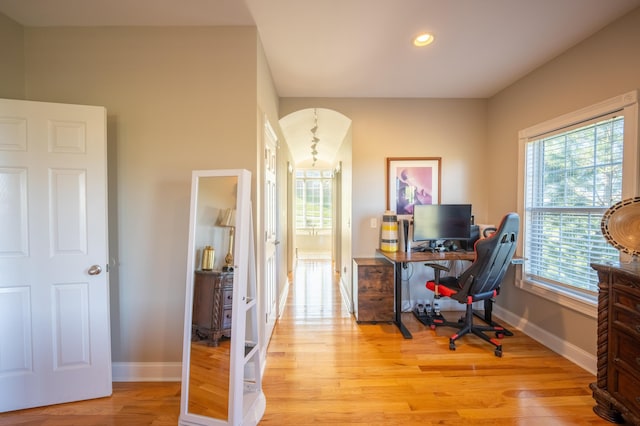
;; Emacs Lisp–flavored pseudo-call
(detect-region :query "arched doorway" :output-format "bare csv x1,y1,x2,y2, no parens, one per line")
280,108,352,293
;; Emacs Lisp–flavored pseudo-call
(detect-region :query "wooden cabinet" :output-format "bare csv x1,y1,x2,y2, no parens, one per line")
591,262,640,425
192,270,234,346
353,258,394,322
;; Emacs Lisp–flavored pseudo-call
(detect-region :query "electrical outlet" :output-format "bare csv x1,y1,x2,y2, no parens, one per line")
370,217,377,228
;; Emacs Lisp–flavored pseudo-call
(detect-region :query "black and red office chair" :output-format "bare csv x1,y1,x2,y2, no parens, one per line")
423,212,519,357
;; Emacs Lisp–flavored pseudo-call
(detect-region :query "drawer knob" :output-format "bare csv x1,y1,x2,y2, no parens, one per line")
636,325,640,334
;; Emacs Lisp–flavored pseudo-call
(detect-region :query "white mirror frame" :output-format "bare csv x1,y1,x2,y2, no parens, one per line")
179,169,265,426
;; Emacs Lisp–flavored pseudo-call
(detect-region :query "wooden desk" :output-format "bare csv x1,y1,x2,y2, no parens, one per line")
376,249,475,339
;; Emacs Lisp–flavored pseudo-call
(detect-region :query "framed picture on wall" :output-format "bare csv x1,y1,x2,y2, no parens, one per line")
386,157,441,218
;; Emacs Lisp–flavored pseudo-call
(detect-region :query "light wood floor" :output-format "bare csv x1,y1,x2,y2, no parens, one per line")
188,339,230,420
0,259,612,425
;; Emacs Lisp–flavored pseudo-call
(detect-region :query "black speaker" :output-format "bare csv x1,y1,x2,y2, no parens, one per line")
398,219,410,252
460,225,480,251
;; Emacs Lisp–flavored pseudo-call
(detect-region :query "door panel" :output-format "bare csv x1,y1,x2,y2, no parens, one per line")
0,286,32,373
0,167,28,255
50,168,87,254
264,120,278,342
0,98,111,412
52,283,90,368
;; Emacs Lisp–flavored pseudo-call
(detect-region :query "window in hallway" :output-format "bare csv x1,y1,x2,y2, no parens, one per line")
295,169,332,259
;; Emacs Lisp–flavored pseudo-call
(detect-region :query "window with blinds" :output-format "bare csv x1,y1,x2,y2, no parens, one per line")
517,91,638,315
523,116,623,294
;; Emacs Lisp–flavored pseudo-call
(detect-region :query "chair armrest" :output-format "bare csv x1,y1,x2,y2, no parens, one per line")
424,263,450,273
424,262,450,286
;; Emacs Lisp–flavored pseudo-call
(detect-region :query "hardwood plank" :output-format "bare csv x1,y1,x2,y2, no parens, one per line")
187,339,230,419
0,382,181,425
258,260,610,425
0,259,612,425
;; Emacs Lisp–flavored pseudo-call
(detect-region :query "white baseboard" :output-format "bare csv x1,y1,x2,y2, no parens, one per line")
492,305,596,375
279,279,290,317
339,273,353,313
112,362,182,382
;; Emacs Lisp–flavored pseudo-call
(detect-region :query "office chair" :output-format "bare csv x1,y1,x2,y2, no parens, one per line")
423,212,519,357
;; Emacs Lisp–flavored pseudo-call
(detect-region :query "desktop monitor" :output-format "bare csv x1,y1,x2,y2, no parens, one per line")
412,204,472,242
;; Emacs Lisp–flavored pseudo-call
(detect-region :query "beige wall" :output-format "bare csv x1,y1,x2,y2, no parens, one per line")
280,98,489,258
487,7,640,355
20,26,261,363
0,12,24,99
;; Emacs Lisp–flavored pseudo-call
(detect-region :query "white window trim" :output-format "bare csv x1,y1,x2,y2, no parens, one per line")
516,90,639,318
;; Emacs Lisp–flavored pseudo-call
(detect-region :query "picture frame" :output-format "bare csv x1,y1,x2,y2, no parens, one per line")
386,157,441,218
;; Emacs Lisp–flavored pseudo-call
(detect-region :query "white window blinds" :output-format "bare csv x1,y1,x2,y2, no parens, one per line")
523,116,623,293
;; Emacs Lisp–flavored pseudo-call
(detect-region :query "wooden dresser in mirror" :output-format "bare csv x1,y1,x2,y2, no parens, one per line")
192,270,234,346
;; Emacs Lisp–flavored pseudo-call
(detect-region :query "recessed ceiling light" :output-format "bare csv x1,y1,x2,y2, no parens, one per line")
413,32,435,47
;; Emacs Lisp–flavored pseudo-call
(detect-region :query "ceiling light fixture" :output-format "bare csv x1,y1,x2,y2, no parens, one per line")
310,109,319,166
413,32,435,47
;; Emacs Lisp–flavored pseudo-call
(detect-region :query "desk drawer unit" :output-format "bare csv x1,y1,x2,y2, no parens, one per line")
192,270,234,346
353,258,394,322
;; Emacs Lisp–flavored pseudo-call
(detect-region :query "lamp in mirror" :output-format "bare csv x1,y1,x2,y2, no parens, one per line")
219,208,236,271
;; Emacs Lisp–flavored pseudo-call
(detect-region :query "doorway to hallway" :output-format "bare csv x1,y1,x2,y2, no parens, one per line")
280,107,352,311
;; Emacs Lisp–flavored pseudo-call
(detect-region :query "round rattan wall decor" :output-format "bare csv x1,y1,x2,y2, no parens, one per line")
601,196,640,257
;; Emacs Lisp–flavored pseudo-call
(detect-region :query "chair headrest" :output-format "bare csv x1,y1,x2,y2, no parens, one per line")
491,212,520,237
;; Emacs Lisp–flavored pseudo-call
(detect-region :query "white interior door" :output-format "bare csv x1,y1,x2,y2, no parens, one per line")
0,98,111,412
263,120,278,342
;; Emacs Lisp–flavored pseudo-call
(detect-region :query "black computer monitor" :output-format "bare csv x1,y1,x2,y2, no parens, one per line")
412,204,472,242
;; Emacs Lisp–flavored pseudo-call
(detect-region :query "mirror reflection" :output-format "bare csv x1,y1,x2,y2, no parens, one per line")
187,175,238,421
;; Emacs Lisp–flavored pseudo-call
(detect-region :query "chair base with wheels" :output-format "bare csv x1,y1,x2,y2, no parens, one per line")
418,274,507,357
439,292,507,358
473,299,513,337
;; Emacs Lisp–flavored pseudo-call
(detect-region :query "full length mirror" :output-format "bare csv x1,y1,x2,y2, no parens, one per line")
179,169,265,426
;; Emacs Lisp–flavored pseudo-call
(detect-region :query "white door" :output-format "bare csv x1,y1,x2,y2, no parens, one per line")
263,120,278,342
0,98,111,412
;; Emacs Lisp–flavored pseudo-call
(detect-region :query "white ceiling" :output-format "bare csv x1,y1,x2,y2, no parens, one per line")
2,0,639,98
2,0,639,162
